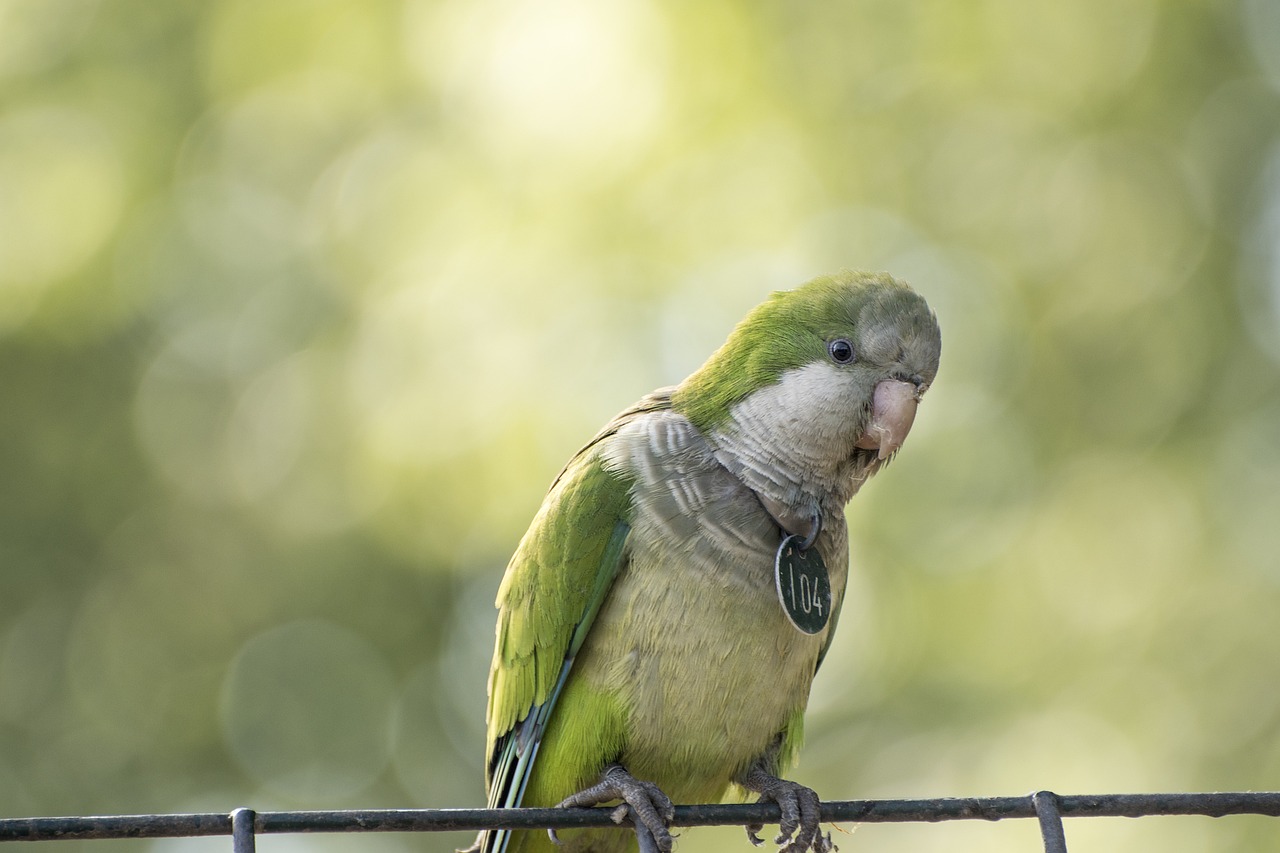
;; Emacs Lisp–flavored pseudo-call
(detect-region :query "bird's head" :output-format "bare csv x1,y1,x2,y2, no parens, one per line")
672,271,941,505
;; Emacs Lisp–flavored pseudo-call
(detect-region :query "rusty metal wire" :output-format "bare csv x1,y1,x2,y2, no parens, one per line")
2,792,1279,852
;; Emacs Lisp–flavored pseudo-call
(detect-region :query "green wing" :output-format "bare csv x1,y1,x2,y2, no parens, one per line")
485,388,672,761
485,449,637,764
482,395,670,853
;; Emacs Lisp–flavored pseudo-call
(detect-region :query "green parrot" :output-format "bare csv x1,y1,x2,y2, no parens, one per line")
473,271,941,853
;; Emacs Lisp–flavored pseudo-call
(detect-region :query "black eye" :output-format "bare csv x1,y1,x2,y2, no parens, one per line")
828,338,855,364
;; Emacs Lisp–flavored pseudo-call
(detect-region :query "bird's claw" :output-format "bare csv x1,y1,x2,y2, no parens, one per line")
740,769,836,853
745,823,766,846
553,764,676,853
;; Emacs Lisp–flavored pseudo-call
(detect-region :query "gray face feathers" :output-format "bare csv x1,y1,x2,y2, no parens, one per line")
662,270,940,517
673,271,941,438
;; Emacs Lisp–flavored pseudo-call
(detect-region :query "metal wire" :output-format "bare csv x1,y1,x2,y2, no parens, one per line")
1032,791,1068,853
3,792,1279,851
230,809,255,853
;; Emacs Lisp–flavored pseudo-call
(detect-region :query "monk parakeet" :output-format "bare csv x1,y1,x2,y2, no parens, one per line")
473,271,941,853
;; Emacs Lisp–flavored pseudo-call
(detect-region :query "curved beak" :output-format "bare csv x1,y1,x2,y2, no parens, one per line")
854,379,923,460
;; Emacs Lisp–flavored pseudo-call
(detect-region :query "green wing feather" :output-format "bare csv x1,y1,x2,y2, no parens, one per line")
482,392,673,853
485,456,633,763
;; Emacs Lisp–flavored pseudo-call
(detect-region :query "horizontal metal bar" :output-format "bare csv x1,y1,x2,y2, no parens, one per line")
2,792,1279,842
0,814,232,842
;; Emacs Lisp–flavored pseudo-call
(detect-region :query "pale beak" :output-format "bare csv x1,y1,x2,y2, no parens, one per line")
854,379,923,459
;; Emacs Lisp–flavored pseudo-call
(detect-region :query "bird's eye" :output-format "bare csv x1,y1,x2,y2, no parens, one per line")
828,338,856,364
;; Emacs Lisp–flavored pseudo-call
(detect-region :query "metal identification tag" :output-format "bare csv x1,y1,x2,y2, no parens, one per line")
774,534,831,635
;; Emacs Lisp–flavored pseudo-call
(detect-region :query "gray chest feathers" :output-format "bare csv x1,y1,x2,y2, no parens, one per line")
580,411,849,783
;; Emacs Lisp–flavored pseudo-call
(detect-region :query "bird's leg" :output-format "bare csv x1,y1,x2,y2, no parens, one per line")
551,764,676,853
739,763,834,853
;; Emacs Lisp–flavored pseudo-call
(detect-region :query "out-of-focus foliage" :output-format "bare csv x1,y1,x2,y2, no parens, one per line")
2,1,1280,851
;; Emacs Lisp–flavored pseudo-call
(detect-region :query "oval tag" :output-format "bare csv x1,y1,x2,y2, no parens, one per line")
774,534,831,635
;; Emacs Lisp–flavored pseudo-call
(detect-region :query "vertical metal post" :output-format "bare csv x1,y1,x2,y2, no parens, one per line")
231,808,256,853
1032,791,1068,853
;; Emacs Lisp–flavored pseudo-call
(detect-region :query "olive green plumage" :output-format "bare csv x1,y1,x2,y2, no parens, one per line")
487,455,634,758
479,271,942,853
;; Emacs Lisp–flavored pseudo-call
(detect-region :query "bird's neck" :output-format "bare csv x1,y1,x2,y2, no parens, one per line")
709,427,871,534
703,371,879,534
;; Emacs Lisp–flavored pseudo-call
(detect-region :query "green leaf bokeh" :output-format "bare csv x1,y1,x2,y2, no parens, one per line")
3,1,1280,851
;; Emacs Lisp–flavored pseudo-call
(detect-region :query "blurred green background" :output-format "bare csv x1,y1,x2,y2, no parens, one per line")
3,1,1280,851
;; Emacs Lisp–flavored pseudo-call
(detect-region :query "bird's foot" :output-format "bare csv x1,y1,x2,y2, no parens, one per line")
740,768,835,853
551,764,676,853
